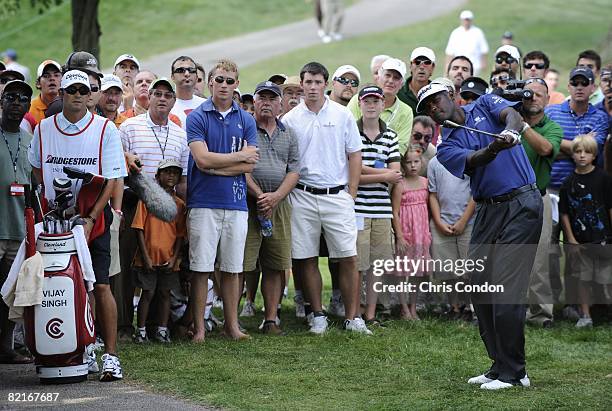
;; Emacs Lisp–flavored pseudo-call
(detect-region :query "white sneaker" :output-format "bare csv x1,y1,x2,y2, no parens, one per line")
309,315,328,334
317,28,325,38
467,374,494,384
328,296,345,317
343,317,373,335
154,328,171,343
321,35,332,44
100,353,123,382
86,344,99,374
92,335,104,352
294,295,306,318
306,312,314,327
481,375,530,390
331,32,343,41
576,317,593,328
240,301,256,317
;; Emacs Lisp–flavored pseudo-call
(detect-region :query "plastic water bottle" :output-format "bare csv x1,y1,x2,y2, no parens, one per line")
258,214,273,237
374,148,385,169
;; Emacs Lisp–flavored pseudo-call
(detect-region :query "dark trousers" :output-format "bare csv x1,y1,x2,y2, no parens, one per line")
469,189,543,384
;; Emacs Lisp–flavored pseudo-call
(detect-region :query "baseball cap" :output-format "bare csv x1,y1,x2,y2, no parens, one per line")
2,80,33,98
101,74,123,92
460,77,488,97
36,60,62,78
502,31,514,40
114,54,140,70
2,49,17,60
569,66,595,83
0,70,25,82
255,81,282,97
241,93,254,103
431,77,454,93
61,70,90,90
358,85,384,100
332,65,361,82
416,83,449,114
149,77,175,93
268,73,287,84
281,75,301,90
64,51,103,77
157,159,182,172
410,47,436,64
495,45,521,61
380,58,407,79
459,10,474,20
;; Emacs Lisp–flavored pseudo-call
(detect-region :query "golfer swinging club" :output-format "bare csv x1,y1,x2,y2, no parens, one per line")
416,83,543,390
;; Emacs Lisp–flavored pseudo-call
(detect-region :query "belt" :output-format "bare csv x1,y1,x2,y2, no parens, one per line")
296,183,345,195
477,183,538,205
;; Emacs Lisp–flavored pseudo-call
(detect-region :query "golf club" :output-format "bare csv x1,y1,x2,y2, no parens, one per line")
443,120,507,141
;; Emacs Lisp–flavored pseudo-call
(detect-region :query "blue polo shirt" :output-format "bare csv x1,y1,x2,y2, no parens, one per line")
437,94,535,199
186,99,257,211
545,100,609,189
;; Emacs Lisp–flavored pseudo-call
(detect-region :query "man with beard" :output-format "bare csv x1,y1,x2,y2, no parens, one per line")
329,65,360,106
280,76,302,117
398,47,436,115
494,45,521,79
446,56,473,104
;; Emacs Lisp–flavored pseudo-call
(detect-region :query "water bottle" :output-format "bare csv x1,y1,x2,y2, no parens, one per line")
374,148,385,169
258,214,273,237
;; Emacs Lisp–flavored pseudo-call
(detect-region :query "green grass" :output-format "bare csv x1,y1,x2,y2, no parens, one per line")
238,0,612,92
0,0,315,72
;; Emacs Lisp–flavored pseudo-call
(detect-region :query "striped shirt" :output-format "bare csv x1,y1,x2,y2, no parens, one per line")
545,101,609,189
119,112,189,176
355,119,400,218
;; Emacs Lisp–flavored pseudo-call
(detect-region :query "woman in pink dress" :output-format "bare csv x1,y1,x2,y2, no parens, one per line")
392,148,432,319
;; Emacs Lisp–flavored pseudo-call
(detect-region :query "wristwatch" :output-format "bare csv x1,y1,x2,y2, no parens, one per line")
521,122,531,133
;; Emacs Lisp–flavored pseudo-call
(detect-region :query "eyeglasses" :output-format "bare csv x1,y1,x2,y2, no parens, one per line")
413,58,433,66
523,62,546,70
496,55,516,64
334,76,359,87
412,131,432,142
90,85,100,92
173,67,197,74
64,85,90,95
570,79,590,87
214,76,236,85
2,93,30,103
151,90,175,99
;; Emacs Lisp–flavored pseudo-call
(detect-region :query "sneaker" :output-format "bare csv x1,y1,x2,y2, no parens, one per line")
133,329,149,344
86,345,99,374
309,315,328,334
480,375,530,390
562,305,580,321
92,335,104,351
306,312,314,327
213,296,224,309
321,35,332,44
468,374,494,385
343,317,373,335
294,295,306,318
100,353,123,382
576,316,593,328
240,301,256,317
317,28,325,38
154,328,171,343
331,32,343,41
328,296,345,317
205,314,220,332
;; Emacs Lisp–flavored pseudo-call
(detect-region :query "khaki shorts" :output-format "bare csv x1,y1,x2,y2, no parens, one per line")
569,247,612,284
356,217,394,272
0,239,20,284
243,199,292,272
133,267,180,292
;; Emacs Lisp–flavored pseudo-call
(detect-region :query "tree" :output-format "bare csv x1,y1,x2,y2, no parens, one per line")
0,0,101,61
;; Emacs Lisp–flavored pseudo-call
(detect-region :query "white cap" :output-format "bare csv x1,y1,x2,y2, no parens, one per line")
36,59,61,78
495,45,521,61
460,10,474,20
332,64,361,82
114,54,140,69
416,83,449,114
101,74,123,92
61,70,90,90
410,47,436,63
380,58,407,79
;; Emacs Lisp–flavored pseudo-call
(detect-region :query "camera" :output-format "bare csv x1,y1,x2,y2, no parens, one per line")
492,80,534,102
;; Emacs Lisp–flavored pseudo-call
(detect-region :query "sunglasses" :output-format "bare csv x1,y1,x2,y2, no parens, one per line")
90,85,100,92
412,131,432,142
525,78,549,90
2,93,30,103
413,58,433,66
151,90,175,99
214,76,236,85
334,76,359,87
64,85,90,95
523,62,546,70
173,67,197,74
491,76,510,85
570,79,590,87
496,56,516,64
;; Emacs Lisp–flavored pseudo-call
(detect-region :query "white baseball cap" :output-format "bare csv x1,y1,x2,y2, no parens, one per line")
460,10,474,20
61,70,90,90
114,54,140,70
380,58,407,79
410,47,436,64
416,83,449,114
332,64,361,82
101,74,123,92
495,45,521,61
36,59,61,78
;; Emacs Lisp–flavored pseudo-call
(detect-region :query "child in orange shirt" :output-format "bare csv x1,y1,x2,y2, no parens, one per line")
132,159,186,343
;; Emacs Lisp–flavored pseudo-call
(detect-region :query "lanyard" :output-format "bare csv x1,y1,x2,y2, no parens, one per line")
150,126,169,159
1,128,21,182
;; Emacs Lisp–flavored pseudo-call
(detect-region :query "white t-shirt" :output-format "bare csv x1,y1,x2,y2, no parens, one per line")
445,25,489,75
170,95,206,129
282,97,362,188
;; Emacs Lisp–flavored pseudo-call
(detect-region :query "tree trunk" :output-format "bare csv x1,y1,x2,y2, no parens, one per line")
71,0,101,61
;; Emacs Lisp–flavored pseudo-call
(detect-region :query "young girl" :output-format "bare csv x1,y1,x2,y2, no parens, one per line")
392,148,432,320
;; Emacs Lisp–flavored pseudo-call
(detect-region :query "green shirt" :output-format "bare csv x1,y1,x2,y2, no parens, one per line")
0,128,32,241
397,76,419,115
347,94,413,155
520,114,563,191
